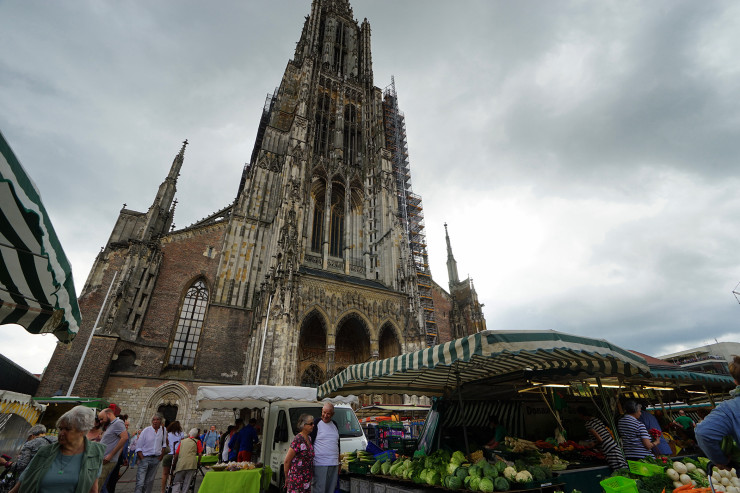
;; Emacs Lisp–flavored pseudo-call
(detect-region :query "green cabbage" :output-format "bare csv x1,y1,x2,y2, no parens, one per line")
451,451,466,466
425,471,440,486
483,464,497,478
447,476,463,490
470,477,482,491
456,467,469,480
494,477,510,491
479,477,494,493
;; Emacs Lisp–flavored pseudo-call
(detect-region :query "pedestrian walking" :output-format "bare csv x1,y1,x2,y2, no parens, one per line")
134,414,166,493
170,429,203,493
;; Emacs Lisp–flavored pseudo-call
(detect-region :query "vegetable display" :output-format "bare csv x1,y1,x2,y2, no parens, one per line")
360,448,556,491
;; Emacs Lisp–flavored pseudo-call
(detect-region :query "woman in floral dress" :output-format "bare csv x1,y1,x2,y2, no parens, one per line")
284,414,315,492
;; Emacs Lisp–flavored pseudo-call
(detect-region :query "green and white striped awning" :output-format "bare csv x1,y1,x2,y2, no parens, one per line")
0,130,81,342
318,330,649,398
649,369,736,386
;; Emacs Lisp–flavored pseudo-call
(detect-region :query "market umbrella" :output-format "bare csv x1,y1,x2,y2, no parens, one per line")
0,130,81,342
317,329,649,399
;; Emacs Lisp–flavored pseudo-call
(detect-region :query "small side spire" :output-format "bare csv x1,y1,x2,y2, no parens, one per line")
168,139,188,181
140,140,187,240
445,223,460,285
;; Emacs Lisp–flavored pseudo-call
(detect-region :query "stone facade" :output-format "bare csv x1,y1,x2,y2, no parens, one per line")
37,0,485,429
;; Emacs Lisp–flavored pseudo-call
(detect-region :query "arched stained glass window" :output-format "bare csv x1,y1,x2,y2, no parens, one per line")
168,280,208,368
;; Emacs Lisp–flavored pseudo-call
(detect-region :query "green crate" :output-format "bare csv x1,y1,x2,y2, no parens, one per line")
401,439,418,455
386,436,403,450
349,462,371,474
600,476,638,493
627,461,664,477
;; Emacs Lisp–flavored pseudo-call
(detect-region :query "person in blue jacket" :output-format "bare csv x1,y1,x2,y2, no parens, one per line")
696,356,740,468
637,404,672,455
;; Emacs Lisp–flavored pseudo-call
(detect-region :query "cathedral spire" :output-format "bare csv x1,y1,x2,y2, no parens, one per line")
140,140,187,240
445,223,460,285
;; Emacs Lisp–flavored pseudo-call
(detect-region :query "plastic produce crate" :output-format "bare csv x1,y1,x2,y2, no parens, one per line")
627,461,664,477
349,462,371,474
374,450,396,462
600,476,639,493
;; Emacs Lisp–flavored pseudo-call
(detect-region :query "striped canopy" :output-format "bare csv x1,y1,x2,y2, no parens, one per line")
0,130,81,342
649,368,736,387
317,330,649,398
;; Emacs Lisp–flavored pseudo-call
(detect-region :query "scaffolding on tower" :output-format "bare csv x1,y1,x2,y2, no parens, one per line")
382,77,437,347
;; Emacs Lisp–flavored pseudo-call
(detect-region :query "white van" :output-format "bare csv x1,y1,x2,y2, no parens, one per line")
197,385,367,488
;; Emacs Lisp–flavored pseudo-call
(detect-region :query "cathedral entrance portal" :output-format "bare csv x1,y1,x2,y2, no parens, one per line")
378,323,401,360
334,314,370,377
157,404,178,428
298,311,327,385
377,323,402,404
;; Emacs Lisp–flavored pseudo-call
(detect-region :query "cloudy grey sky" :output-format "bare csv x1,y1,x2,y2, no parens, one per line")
2,0,740,374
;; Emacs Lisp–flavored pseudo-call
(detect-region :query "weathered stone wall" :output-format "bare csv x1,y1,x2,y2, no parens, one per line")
432,282,453,344
103,377,234,432
37,250,127,397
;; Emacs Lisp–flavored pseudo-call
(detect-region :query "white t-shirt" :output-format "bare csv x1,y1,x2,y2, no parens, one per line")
313,420,339,466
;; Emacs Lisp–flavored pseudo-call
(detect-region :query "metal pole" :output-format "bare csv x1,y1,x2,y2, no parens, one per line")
597,377,622,449
455,368,470,454
704,385,716,408
255,294,274,385
67,271,117,396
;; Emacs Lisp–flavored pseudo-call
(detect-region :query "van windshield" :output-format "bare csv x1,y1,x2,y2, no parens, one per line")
289,407,364,438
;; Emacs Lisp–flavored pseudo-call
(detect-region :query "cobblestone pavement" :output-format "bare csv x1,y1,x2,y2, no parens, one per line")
110,462,205,493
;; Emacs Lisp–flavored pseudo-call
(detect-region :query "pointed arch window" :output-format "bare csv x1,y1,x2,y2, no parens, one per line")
329,205,344,257
343,104,361,166
311,202,324,253
168,279,208,368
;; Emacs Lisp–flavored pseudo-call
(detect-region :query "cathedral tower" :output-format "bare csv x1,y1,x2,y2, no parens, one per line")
215,0,425,388
37,0,485,427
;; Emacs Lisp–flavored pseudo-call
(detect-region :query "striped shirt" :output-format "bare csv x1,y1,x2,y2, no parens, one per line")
585,417,627,470
618,414,652,459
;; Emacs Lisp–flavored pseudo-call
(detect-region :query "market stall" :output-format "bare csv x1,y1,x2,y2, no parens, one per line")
357,404,430,451
198,466,271,493
0,391,46,457
319,330,654,493
32,396,109,431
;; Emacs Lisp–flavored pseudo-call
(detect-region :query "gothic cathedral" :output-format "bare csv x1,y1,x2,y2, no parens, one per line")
37,0,485,428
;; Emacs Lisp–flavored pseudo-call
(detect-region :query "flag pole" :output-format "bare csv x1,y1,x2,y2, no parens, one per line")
67,271,117,396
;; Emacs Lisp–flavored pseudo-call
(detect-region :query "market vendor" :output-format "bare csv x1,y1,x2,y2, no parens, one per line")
636,403,671,456
483,415,507,449
576,407,627,470
617,400,661,460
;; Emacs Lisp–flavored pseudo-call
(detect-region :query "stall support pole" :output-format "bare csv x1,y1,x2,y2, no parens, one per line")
455,370,470,454
597,377,622,449
705,386,716,408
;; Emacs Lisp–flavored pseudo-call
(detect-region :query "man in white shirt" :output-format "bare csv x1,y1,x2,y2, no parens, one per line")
98,408,128,491
134,414,166,493
309,403,340,493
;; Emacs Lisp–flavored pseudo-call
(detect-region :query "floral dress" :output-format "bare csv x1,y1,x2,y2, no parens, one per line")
287,433,314,493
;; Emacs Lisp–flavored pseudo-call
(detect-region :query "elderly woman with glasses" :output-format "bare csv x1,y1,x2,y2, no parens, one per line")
283,414,315,493
10,405,105,493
